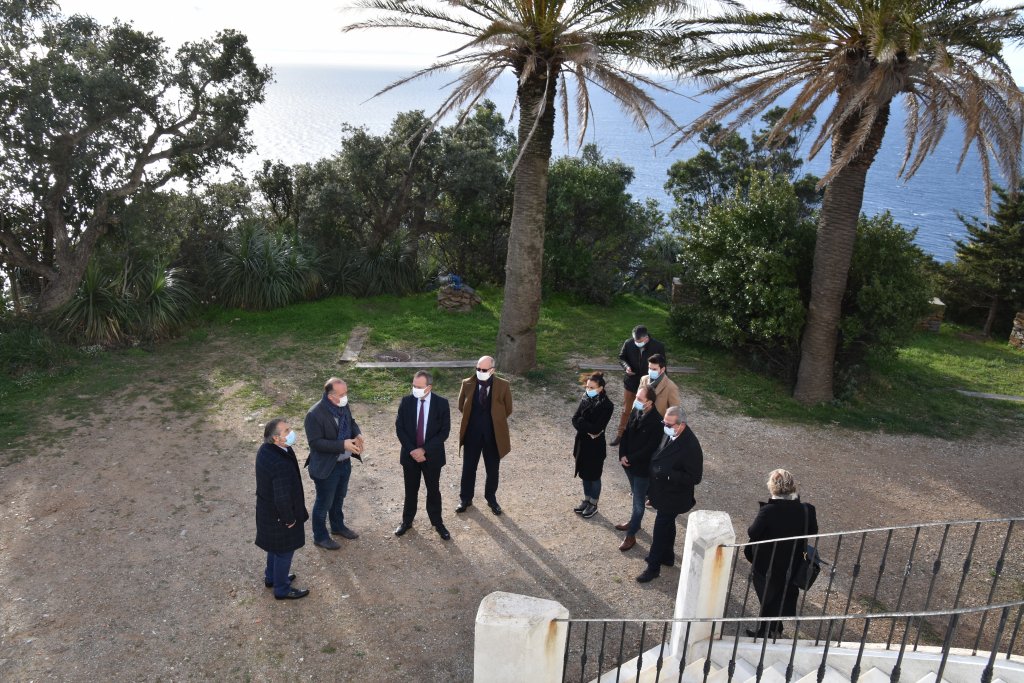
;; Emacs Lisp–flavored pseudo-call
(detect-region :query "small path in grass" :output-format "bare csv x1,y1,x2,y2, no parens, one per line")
0,343,1021,681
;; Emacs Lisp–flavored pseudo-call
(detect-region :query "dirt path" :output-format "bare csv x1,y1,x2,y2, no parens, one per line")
1,358,1021,682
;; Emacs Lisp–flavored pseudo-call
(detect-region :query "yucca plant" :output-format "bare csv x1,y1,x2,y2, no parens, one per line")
214,222,322,310
133,263,196,340
56,261,136,346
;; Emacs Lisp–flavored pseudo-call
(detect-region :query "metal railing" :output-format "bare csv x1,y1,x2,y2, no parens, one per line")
722,517,1024,653
559,601,1024,683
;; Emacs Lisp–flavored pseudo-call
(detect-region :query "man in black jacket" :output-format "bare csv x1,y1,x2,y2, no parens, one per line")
255,418,310,600
612,325,666,446
636,405,703,583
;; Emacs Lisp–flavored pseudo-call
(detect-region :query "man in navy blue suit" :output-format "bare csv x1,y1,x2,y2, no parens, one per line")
394,370,452,540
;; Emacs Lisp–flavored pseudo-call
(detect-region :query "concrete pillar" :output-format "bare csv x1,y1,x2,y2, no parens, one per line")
474,591,570,683
670,510,736,662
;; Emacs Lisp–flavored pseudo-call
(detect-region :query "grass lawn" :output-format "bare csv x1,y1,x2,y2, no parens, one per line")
1,292,1021,457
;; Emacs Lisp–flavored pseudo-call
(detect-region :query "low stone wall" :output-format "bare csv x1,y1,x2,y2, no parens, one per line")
438,284,482,312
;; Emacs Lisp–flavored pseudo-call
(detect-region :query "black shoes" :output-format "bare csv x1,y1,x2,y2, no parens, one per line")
274,587,310,600
436,525,451,540
488,501,503,516
455,501,472,513
636,568,660,583
573,499,589,514
331,527,359,539
581,503,598,518
265,573,296,588
745,627,783,639
314,537,341,550
394,521,412,536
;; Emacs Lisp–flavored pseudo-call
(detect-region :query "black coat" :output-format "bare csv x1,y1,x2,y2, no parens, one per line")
254,443,309,553
395,393,451,469
618,337,667,393
618,406,663,477
744,498,819,579
305,397,362,480
571,393,614,480
647,426,703,515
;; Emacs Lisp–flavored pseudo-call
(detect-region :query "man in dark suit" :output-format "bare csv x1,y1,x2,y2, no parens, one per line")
255,418,310,600
394,370,452,540
636,405,703,583
612,325,667,446
455,355,513,515
305,377,364,550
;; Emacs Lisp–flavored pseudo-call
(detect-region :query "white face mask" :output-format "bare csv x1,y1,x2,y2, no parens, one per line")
663,425,676,438
338,395,348,407
476,370,492,382
412,386,427,399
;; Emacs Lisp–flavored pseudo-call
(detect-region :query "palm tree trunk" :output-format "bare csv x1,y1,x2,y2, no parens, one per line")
496,72,557,373
793,104,889,405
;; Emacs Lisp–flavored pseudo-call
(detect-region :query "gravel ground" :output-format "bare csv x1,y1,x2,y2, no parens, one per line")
1,364,1022,682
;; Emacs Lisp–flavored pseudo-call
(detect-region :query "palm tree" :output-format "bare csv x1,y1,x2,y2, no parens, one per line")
344,0,692,372
671,0,1024,404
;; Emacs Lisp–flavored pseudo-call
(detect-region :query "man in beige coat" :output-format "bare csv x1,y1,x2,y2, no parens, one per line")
455,355,513,515
637,353,681,418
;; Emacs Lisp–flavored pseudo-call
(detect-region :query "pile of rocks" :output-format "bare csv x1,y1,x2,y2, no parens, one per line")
1010,311,1024,350
917,297,946,333
438,284,482,312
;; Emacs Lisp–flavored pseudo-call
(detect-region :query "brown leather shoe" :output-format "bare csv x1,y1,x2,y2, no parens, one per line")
614,522,630,531
619,535,636,551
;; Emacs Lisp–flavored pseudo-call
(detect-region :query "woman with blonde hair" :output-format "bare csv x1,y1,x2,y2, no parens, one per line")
743,469,818,638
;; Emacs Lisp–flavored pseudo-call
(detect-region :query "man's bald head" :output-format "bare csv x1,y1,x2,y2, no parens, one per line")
477,356,495,370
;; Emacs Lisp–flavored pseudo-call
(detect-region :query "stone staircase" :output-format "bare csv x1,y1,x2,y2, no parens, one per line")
600,638,1024,683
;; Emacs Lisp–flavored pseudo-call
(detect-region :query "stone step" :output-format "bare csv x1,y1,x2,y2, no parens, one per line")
707,658,755,683
854,667,893,683
740,662,789,683
681,658,715,683
913,674,953,683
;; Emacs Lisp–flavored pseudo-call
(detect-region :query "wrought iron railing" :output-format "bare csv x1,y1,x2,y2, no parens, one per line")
558,601,1024,683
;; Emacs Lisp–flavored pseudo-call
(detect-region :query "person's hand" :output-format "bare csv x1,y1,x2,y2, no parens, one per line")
625,368,635,376
620,457,630,467
286,521,296,528
354,434,365,449
411,447,426,462
344,438,361,454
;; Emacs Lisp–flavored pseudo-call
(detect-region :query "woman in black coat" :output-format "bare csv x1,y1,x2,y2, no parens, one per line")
255,418,311,600
571,372,614,519
743,469,818,637
614,384,663,550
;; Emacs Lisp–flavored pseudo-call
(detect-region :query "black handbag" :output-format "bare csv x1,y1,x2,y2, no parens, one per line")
790,503,821,590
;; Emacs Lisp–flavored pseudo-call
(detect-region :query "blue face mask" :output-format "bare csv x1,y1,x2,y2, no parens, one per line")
632,399,645,412
586,389,599,398
284,431,297,447
648,368,661,381
635,339,646,348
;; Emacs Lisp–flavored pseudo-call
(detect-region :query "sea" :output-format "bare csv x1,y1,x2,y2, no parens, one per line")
244,64,1009,262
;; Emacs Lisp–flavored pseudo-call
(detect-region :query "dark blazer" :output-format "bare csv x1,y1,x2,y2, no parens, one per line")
395,392,451,468
304,397,363,480
255,442,309,553
571,393,614,480
618,406,663,477
648,426,703,515
744,498,819,579
618,337,667,393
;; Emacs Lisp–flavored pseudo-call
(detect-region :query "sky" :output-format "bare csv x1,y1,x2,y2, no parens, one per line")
53,0,1024,78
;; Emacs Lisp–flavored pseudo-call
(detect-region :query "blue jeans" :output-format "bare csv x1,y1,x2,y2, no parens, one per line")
582,478,601,501
311,458,352,542
265,549,295,598
625,471,650,536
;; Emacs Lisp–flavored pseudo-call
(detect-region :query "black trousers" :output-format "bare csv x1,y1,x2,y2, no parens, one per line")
402,461,443,527
644,509,679,572
459,433,500,504
752,571,799,635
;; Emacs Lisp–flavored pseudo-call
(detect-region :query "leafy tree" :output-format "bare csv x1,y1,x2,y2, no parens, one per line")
672,0,1024,404
951,184,1024,336
255,160,296,227
674,173,931,384
0,4,271,313
345,0,692,372
544,145,664,303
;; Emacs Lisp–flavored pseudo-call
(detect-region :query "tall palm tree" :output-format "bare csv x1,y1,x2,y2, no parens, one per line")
344,0,692,372
672,0,1024,404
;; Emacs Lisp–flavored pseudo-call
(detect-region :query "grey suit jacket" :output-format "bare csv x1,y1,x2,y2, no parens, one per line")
304,397,362,480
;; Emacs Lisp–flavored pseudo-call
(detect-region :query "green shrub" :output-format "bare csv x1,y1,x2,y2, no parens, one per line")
0,319,78,377
213,222,322,310
56,260,197,345
671,173,931,382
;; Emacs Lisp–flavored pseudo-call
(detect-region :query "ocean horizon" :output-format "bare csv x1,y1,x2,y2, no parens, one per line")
244,64,1007,262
